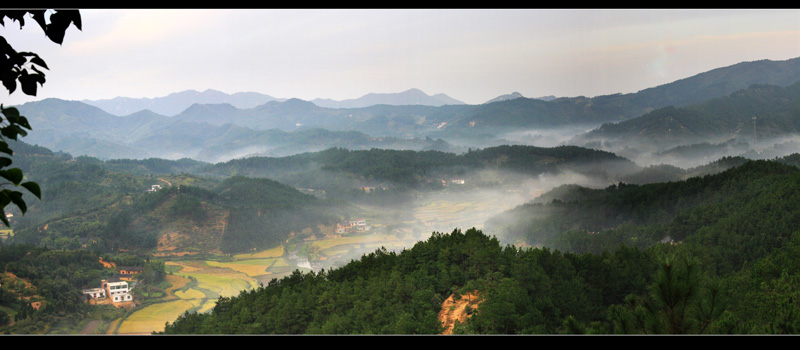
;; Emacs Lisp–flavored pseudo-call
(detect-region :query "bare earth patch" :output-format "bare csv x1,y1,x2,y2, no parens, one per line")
438,291,483,335
99,256,115,268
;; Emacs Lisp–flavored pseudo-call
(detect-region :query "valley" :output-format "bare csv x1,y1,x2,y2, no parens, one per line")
2,56,800,335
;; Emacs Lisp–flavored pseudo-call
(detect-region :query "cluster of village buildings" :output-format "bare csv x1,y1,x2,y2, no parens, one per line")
82,266,141,304
335,219,369,234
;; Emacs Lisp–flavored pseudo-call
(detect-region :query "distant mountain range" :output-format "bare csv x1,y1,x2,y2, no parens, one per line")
82,88,466,116
16,57,800,165
82,89,287,117
483,92,525,104
310,88,464,108
15,98,468,162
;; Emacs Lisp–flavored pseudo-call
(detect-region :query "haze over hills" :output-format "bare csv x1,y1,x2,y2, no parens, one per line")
483,91,525,104
310,88,465,108
82,89,287,117
82,88,465,116
438,57,800,135
571,81,800,167
7,54,800,335
14,98,466,162
14,57,800,166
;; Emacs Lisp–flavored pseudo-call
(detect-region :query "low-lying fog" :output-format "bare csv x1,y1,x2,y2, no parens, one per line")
318,168,616,270
608,135,800,169
499,125,800,171
407,169,611,235
498,126,597,148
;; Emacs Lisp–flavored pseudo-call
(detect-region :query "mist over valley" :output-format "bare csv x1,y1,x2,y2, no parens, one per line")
4,16,800,334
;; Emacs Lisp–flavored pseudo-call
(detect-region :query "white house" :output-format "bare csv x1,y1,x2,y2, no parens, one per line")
102,278,133,303
82,287,106,299
335,219,368,234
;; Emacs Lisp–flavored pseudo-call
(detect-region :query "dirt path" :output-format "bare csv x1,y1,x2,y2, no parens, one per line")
438,291,483,335
80,320,101,334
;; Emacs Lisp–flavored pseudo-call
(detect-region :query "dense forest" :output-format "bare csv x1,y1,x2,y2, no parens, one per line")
204,144,639,194
161,228,656,334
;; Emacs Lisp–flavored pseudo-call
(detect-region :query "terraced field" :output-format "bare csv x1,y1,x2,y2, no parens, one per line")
117,299,197,334
115,262,260,334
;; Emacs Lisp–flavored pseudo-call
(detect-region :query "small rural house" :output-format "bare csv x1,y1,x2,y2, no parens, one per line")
118,266,142,281
335,219,368,234
102,278,133,303
82,287,106,299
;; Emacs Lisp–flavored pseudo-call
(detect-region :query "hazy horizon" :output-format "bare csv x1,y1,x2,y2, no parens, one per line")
3,9,800,107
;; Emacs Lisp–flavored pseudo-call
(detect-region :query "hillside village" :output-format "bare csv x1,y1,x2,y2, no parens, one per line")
335,219,369,234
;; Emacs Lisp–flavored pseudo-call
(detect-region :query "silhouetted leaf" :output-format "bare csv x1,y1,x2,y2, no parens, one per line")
21,181,41,199
0,168,23,185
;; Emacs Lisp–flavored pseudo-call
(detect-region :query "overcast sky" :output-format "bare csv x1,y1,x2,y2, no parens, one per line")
4,9,800,106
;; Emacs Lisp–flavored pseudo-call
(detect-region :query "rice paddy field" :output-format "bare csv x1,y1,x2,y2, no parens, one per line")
117,299,197,334
115,261,261,334
114,247,300,334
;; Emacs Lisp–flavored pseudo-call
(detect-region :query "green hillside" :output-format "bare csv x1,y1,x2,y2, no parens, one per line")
5,145,340,255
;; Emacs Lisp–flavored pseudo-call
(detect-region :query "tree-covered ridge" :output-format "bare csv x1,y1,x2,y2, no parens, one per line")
160,228,656,334
488,158,800,271
205,144,639,190
3,144,341,255
576,80,800,151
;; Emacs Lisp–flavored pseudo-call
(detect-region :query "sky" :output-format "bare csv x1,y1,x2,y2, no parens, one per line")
3,9,800,106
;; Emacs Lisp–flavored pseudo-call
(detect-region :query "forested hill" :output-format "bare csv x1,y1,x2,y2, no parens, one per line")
573,80,800,152
161,157,800,334
203,145,640,189
486,157,800,270
5,145,341,255
160,227,657,334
